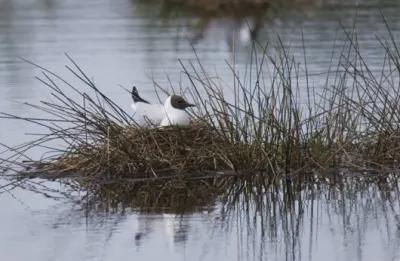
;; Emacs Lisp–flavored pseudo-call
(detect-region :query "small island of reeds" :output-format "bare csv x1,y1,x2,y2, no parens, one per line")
2,28,400,196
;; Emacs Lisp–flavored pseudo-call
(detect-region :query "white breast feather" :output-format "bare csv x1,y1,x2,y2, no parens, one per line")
160,107,191,127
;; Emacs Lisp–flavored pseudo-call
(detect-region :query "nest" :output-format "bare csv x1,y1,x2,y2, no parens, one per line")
47,123,233,179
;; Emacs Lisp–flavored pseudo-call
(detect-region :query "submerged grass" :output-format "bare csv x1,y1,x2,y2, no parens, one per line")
2,22,400,184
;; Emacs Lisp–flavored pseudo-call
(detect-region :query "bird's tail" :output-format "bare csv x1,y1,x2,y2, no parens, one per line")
131,86,149,104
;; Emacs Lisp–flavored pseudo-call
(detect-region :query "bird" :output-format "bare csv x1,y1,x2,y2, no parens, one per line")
131,86,195,127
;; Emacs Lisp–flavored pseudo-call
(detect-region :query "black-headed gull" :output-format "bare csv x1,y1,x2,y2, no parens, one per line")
131,86,195,127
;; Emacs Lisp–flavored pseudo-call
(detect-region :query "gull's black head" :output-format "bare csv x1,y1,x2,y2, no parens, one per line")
170,95,195,110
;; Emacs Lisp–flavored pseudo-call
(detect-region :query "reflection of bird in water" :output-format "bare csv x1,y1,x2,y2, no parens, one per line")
163,213,189,251
133,213,189,251
133,215,155,248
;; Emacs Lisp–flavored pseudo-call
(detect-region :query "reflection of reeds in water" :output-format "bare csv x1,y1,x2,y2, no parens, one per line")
20,172,398,260
217,173,400,260
79,177,226,212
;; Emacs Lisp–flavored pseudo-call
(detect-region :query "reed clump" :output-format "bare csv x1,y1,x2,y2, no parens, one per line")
3,25,400,182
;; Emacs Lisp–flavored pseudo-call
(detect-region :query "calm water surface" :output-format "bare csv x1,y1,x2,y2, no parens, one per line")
1,0,400,260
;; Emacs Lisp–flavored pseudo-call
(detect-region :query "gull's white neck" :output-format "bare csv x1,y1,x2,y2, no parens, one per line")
160,95,191,126
164,96,173,110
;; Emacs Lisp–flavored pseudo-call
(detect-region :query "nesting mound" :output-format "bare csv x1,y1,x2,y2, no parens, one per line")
46,123,233,179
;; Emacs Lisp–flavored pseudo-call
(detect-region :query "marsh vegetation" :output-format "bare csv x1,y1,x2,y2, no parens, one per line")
2,1,400,260
3,24,400,181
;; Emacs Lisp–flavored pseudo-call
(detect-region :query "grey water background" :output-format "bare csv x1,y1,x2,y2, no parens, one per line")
1,0,400,260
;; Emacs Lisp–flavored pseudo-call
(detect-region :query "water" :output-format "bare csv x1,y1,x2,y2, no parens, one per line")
1,176,399,261
1,0,400,260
